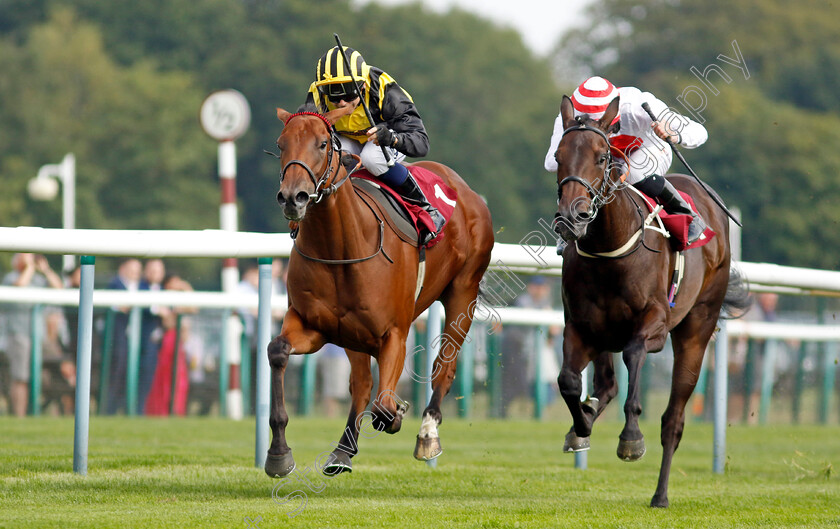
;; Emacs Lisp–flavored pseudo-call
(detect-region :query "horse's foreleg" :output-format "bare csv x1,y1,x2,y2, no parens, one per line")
617,309,666,463
558,325,598,452
651,316,714,508
322,350,371,476
265,308,326,478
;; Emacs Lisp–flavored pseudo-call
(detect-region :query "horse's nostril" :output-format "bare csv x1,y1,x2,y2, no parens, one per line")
295,191,310,205
276,191,286,206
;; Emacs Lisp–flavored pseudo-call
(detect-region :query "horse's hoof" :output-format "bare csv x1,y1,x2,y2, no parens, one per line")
414,435,443,461
265,451,296,478
322,450,352,476
563,429,590,452
650,494,669,508
617,438,646,462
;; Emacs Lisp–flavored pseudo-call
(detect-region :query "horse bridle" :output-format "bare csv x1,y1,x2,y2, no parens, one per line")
557,117,660,259
275,111,352,205
268,111,388,265
556,116,622,221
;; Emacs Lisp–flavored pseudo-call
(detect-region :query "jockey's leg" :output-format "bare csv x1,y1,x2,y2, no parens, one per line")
394,174,446,243
634,174,707,245
360,141,444,244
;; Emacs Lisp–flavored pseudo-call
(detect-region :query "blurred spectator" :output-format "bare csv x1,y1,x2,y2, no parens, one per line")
105,258,142,415
238,260,289,413
138,258,167,414
237,263,260,346
1,253,63,416
728,292,779,424
145,274,196,416
238,259,288,341
317,343,350,417
500,275,561,416
41,309,76,415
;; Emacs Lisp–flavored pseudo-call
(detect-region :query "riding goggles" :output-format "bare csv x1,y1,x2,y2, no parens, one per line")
323,82,359,103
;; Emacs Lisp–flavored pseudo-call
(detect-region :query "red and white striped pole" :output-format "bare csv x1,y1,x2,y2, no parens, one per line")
219,139,243,419
201,90,250,420
219,140,240,292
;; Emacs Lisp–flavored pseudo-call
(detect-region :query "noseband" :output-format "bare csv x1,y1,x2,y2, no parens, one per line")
276,112,348,204
556,117,623,220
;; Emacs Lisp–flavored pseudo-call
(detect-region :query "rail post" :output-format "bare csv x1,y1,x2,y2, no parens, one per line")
126,306,142,415
255,257,272,468
73,256,95,475
713,320,728,474
28,304,44,415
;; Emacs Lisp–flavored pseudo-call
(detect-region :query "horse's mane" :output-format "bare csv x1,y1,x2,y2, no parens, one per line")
296,101,320,114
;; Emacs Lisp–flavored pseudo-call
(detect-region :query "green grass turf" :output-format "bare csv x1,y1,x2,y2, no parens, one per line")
0,416,837,528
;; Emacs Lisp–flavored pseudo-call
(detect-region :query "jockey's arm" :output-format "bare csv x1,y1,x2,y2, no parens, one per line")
380,83,430,158
642,95,708,149
544,113,565,172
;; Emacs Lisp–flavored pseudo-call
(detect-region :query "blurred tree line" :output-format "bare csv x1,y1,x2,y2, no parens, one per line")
0,0,560,285
1,0,838,286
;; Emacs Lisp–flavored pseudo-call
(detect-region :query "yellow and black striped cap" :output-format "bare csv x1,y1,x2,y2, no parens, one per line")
314,46,368,88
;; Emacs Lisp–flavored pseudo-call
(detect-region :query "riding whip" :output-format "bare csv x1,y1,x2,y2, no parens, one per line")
333,33,395,167
642,102,742,226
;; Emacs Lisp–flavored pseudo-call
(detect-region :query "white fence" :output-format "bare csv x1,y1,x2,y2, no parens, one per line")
1,227,839,476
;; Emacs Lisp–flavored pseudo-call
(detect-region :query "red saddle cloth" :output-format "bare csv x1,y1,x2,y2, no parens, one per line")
639,191,716,251
353,165,458,247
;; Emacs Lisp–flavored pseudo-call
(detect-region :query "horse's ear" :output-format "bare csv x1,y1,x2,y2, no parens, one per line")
560,95,576,129
597,96,620,131
324,105,355,124
277,108,292,124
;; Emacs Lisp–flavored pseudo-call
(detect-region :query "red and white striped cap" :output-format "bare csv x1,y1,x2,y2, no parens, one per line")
571,76,619,121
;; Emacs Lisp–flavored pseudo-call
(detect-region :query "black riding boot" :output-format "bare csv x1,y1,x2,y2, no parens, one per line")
634,174,707,245
396,175,446,245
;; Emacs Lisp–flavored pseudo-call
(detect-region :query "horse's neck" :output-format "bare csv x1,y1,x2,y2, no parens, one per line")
580,187,642,253
297,183,372,258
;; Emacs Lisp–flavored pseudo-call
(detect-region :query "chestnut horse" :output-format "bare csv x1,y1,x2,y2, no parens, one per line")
265,106,494,478
552,96,749,507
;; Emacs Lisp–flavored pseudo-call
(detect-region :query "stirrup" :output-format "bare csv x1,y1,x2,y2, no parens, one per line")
687,216,707,245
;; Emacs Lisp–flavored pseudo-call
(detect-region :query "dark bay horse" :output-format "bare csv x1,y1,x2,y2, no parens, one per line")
552,96,749,507
265,106,494,477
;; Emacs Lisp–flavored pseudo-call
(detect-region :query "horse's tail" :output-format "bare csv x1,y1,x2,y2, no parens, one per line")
720,266,752,319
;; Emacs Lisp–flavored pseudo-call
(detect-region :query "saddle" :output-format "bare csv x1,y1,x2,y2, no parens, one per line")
637,190,715,251
351,166,458,249
632,187,716,306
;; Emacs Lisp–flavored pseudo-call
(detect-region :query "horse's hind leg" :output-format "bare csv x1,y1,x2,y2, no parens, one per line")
414,285,478,461
322,350,372,476
650,314,716,508
265,308,326,478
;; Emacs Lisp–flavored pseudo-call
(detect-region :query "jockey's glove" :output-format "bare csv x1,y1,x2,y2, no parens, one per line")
374,126,400,150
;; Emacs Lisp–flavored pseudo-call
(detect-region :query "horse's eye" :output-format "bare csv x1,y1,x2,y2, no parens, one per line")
598,154,608,165
319,140,328,150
